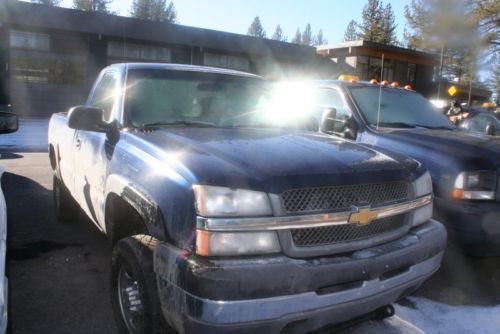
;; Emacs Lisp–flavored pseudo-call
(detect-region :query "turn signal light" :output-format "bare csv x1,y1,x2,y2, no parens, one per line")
381,80,389,86
452,188,464,200
391,82,400,88
370,79,378,84
404,84,413,90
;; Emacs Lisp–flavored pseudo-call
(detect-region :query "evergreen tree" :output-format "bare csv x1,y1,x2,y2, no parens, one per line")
291,28,302,44
314,29,327,45
358,0,384,42
271,25,287,42
31,0,61,6
247,16,266,38
302,23,313,46
73,0,112,13
131,0,177,23
380,3,398,45
344,20,359,41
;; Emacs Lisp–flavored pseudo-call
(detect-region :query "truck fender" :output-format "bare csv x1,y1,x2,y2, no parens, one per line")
105,174,166,240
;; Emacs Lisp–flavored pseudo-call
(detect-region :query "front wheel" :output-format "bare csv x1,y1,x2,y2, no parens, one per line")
110,235,171,334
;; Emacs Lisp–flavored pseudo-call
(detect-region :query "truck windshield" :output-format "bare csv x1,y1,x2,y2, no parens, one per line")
125,69,304,129
348,86,455,130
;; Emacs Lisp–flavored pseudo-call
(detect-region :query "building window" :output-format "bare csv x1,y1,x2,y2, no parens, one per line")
11,56,86,85
407,63,416,85
382,59,394,82
10,31,50,51
107,42,171,62
356,56,369,80
203,53,250,71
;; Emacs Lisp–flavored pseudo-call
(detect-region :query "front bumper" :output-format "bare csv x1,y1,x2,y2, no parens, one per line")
434,197,500,255
154,220,446,334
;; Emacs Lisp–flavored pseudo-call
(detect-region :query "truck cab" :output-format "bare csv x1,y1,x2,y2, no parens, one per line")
48,64,446,334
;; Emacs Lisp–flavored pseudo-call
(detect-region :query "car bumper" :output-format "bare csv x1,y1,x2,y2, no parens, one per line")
434,197,500,255
154,220,446,334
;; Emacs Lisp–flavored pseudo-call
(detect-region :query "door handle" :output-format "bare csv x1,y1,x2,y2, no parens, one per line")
75,138,82,149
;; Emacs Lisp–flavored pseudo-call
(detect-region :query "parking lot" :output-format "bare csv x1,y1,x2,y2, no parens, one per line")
1,119,500,333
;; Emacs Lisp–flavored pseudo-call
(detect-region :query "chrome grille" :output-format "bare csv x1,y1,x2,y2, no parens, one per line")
290,214,406,247
281,182,409,214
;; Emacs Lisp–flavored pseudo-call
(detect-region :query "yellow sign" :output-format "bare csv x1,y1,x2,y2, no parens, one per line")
448,86,457,96
348,207,378,225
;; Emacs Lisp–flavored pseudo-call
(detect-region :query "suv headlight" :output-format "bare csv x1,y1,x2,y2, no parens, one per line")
193,185,273,217
453,171,497,200
411,171,433,227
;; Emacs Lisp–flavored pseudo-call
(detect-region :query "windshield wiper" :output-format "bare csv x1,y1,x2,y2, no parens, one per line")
372,122,416,128
141,120,217,128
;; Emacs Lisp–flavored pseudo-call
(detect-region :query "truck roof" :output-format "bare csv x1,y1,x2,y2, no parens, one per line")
107,63,263,79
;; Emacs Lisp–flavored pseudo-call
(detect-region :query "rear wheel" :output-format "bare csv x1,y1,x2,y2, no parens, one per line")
53,176,78,222
111,235,171,334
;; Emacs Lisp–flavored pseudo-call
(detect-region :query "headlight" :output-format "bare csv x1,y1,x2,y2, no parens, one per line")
413,171,432,197
411,171,433,227
193,185,272,217
196,230,280,256
452,171,497,200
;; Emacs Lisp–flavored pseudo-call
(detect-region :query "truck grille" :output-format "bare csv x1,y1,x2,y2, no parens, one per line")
281,182,409,214
290,214,406,247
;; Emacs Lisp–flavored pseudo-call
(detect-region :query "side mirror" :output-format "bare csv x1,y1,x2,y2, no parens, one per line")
0,111,19,134
319,107,357,140
485,122,495,136
68,106,108,132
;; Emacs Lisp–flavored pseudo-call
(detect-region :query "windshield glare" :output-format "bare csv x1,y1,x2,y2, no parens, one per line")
125,69,309,129
349,86,455,129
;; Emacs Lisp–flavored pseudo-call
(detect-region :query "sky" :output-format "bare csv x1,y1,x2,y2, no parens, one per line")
58,0,412,44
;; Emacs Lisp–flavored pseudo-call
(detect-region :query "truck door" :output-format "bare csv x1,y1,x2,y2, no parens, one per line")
73,70,120,230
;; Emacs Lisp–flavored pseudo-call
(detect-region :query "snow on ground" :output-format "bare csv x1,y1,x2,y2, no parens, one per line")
0,118,48,152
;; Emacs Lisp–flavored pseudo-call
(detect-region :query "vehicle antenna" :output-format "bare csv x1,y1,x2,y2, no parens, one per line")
376,53,385,130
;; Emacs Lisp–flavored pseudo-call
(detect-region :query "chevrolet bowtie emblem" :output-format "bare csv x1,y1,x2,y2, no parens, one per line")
348,206,378,225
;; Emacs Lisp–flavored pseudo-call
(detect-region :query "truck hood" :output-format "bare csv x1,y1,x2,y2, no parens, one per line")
126,128,416,193
368,128,500,175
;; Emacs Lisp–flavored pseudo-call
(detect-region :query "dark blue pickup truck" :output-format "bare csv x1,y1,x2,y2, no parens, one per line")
276,80,500,255
48,64,446,334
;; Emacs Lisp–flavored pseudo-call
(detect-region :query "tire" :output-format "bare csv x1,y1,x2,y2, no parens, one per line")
53,175,78,222
110,235,171,334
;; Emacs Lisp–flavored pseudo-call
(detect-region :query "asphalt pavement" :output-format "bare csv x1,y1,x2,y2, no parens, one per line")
0,119,499,334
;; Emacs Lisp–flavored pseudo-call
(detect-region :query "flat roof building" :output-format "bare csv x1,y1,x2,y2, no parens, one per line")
0,0,324,117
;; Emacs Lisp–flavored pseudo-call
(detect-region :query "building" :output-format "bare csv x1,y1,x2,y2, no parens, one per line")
317,40,437,96
0,0,323,117
316,40,491,104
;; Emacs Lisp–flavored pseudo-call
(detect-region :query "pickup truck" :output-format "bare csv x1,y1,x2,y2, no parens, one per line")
274,79,500,255
48,63,446,334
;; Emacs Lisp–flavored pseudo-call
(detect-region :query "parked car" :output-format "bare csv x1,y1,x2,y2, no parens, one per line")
458,110,500,136
271,79,500,255
0,111,19,334
48,64,446,334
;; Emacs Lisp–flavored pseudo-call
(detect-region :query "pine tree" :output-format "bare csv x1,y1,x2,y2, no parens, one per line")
344,20,359,41
291,28,302,44
314,29,327,45
380,3,397,45
73,0,112,13
131,0,177,23
247,16,266,38
301,23,313,46
271,25,287,42
31,0,61,6
358,0,384,42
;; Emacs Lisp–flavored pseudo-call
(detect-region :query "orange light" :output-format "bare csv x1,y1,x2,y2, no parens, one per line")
391,82,400,88
404,84,413,90
338,74,360,81
452,188,464,200
381,80,389,86
196,229,210,256
370,79,378,84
